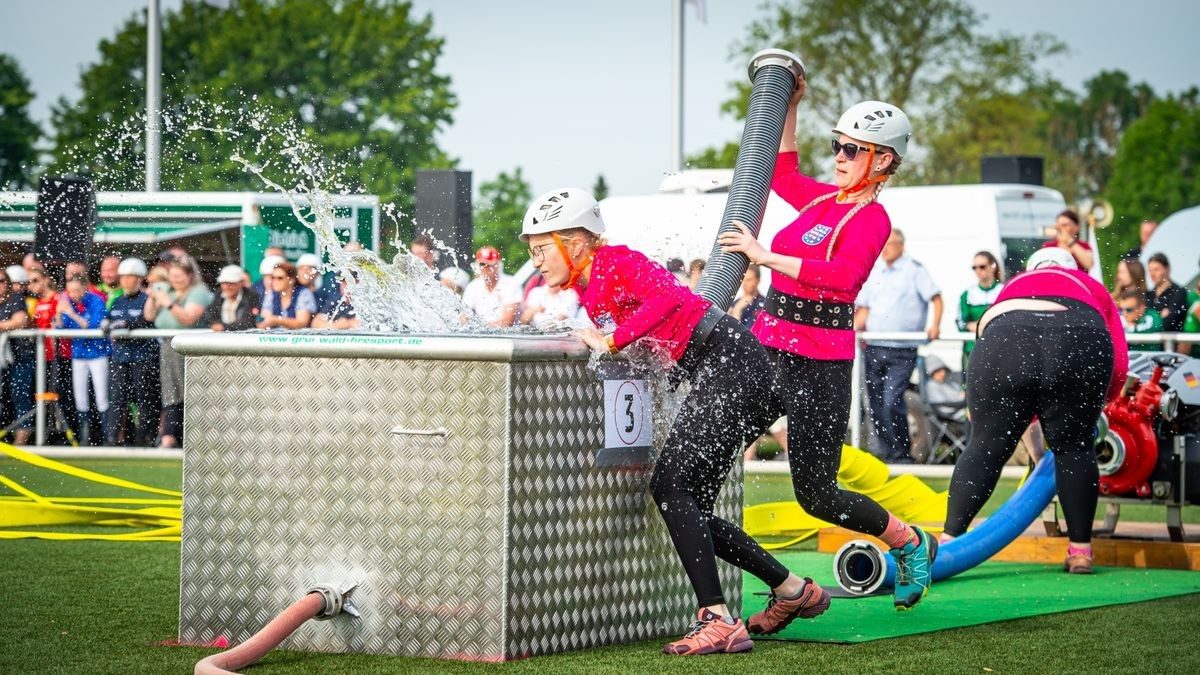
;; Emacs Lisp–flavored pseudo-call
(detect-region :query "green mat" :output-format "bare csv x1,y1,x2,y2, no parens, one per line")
743,551,1200,643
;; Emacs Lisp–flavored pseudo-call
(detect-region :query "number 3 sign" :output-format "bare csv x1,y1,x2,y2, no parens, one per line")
603,379,653,449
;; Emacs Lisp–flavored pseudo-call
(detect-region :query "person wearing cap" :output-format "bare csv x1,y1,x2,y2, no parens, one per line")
7,265,37,324
461,246,521,327
923,354,965,420
204,265,261,332
253,254,286,308
718,79,938,610
0,266,34,444
296,253,333,309
943,247,1128,575
105,258,160,446
98,255,123,308
6,264,29,299
523,187,827,656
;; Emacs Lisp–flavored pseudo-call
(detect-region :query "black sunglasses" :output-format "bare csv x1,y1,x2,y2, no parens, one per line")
832,139,873,161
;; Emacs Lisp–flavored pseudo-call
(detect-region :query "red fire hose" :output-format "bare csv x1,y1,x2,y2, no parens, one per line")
194,583,355,675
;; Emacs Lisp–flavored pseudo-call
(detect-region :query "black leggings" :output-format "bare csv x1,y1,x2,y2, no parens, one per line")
945,301,1113,542
650,316,790,607
767,348,891,535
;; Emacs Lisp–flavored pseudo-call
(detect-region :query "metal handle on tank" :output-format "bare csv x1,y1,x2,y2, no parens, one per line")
694,47,805,310
390,426,450,438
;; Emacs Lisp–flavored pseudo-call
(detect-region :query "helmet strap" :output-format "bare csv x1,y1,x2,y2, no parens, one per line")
837,142,890,202
553,232,594,290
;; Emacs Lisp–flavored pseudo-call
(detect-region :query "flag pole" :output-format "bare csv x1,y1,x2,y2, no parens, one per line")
146,0,162,192
671,0,684,173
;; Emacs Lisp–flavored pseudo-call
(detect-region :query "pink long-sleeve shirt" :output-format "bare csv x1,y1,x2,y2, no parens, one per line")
751,151,892,360
995,267,1130,402
577,245,711,361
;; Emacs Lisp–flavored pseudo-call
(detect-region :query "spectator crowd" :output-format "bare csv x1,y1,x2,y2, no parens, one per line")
1,214,1196,462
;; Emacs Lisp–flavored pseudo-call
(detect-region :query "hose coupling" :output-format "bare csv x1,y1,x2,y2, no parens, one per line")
306,581,359,621
747,48,806,83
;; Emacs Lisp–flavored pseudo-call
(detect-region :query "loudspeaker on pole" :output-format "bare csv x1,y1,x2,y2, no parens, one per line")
35,176,97,268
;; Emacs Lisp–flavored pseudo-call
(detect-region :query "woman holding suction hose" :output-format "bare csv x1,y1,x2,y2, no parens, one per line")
718,76,939,611
522,187,828,656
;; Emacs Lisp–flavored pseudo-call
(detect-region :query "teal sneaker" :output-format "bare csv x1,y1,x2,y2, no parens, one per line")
890,526,937,610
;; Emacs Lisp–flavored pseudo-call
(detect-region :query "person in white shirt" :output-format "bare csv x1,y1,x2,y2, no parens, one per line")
461,246,521,327
520,276,581,329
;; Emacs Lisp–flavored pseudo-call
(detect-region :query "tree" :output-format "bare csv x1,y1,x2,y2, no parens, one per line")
914,32,1068,186
694,0,1067,183
0,53,41,189
473,167,533,270
699,0,983,170
1103,91,1200,273
592,174,610,201
1044,70,1156,202
48,0,456,248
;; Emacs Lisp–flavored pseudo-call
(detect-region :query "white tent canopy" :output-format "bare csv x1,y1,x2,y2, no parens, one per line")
1142,205,1200,287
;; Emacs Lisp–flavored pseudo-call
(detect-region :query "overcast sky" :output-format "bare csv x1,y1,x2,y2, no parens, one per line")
4,0,1198,198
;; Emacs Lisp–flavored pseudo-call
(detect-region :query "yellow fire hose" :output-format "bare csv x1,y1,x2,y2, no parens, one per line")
743,445,946,549
0,442,181,541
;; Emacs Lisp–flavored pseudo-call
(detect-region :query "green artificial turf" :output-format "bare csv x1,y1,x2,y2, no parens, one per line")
744,551,1200,643
3,458,1200,673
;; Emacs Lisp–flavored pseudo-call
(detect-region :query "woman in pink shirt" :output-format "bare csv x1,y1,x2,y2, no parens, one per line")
719,78,938,611
944,247,1128,574
522,187,828,656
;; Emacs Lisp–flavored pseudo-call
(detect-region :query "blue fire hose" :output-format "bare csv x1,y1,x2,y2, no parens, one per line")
694,49,804,310
833,452,1058,595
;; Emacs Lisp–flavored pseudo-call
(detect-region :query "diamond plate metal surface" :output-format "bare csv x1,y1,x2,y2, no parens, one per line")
179,353,743,661
506,361,742,657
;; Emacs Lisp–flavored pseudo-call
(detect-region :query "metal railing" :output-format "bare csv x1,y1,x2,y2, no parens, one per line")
4,327,1198,448
848,330,1200,449
7,328,203,446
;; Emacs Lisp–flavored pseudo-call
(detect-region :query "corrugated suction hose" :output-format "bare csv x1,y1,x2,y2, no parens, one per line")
694,48,805,310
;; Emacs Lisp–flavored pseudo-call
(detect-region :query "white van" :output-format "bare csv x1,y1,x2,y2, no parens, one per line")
590,172,1071,337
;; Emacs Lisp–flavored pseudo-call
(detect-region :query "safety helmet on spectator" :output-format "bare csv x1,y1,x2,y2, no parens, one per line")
475,246,501,264
217,265,246,284
1026,247,1078,271
5,265,28,283
117,258,148,277
259,255,285,276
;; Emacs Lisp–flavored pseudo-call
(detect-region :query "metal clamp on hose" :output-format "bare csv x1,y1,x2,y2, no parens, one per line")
747,48,805,82
306,582,359,620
